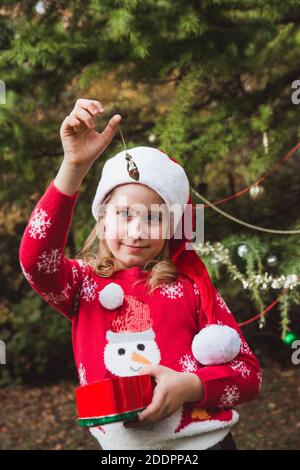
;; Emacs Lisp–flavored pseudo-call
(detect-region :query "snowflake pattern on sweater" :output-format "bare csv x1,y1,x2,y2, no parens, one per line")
19,179,262,451
28,208,51,239
159,280,184,299
230,360,251,379
37,248,63,274
178,354,198,373
81,276,98,302
219,385,240,407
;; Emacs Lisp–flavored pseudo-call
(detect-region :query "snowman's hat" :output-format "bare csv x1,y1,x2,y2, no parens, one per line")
105,294,155,343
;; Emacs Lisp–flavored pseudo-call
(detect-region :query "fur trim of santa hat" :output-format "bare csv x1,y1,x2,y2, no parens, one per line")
191,324,242,365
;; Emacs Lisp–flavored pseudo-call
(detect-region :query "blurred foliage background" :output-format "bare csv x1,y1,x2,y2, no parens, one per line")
0,0,300,388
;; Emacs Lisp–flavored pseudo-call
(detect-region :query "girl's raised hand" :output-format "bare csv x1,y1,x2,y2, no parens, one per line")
60,98,122,168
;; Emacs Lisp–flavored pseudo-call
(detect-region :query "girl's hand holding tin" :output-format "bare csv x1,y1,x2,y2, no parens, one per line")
60,98,122,168
123,365,204,428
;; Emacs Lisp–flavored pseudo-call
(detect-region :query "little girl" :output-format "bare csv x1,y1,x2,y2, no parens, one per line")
19,98,262,451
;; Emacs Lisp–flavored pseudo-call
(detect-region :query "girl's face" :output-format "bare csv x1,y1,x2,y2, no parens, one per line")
101,183,170,269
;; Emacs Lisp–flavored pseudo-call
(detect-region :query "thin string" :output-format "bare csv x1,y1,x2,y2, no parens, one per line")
118,125,127,151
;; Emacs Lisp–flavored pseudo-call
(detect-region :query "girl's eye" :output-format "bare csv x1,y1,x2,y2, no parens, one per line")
148,213,161,223
118,210,130,217
118,210,161,223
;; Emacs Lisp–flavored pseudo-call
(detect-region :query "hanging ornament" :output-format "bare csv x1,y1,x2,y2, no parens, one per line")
263,131,269,154
148,134,156,143
283,331,299,346
118,127,140,181
35,1,46,14
125,152,140,181
237,244,248,258
267,255,278,267
249,184,265,200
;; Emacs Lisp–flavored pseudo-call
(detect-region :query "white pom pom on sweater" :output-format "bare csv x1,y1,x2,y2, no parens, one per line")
192,324,241,365
99,283,125,310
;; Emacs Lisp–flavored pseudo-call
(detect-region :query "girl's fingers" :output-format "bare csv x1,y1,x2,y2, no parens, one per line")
74,99,104,123
75,98,104,113
61,115,82,135
65,116,81,128
80,101,104,117
140,403,169,425
63,99,121,145
69,98,107,131
139,391,164,421
100,114,122,146
71,107,95,129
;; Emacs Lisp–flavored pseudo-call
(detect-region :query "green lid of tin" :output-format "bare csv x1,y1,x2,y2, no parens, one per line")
78,408,144,427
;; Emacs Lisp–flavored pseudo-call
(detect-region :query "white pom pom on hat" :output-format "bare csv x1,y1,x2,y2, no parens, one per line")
99,283,125,310
191,324,242,365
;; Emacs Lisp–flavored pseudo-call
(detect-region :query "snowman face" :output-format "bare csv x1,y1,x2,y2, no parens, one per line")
104,338,161,377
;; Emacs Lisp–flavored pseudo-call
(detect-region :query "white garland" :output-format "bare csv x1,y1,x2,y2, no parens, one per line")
194,241,300,291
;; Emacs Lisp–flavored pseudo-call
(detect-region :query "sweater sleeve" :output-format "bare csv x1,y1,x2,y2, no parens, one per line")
18,179,88,321
189,286,262,409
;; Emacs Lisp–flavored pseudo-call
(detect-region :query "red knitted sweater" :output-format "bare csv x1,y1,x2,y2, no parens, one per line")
19,179,262,450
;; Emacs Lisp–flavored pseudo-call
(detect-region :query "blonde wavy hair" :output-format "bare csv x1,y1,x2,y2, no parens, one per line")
75,187,179,294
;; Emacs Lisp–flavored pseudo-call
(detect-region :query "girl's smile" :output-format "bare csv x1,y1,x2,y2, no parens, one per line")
121,243,149,252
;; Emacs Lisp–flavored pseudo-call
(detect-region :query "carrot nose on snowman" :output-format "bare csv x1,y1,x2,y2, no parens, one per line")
99,283,125,309
131,351,151,365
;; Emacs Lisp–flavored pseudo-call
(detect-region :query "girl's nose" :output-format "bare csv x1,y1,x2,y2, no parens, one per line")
127,217,147,239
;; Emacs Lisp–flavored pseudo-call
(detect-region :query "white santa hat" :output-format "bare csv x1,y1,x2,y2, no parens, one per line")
91,146,190,235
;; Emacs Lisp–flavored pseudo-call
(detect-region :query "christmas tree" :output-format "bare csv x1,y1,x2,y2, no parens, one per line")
0,0,299,383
